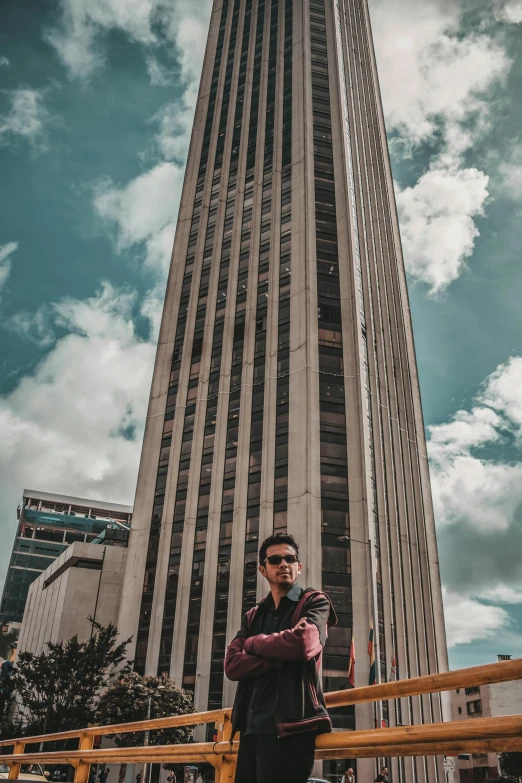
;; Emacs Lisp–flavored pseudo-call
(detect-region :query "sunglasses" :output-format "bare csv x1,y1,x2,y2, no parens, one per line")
264,554,299,566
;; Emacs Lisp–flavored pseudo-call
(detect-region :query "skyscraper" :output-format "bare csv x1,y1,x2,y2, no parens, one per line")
118,1,449,780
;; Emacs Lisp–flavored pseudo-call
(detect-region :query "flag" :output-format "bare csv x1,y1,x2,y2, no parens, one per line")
368,619,376,685
390,644,398,682
347,636,356,688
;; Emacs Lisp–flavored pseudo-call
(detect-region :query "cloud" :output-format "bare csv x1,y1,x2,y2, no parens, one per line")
44,0,158,80
478,586,522,604
395,167,489,293
0,57,9,68
45,0,211,84
428,360,522,534
0,283,156,584
498,143,522,199
495,1,522,23
481,356,522,432
370,0,511,161
146,55,175,86
428,356,522,600
0,241,18,292
443,589,511,647
7,307,56,347
151,100,194,162
369,0,512,292
93,162,179,278
0,89,57,151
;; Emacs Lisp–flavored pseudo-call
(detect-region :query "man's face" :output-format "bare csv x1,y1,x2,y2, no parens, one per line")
259,543,301,588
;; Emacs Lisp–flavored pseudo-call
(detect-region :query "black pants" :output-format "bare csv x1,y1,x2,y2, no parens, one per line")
235,733,316,783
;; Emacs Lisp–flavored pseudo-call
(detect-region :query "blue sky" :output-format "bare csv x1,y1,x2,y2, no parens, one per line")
1,0,522,670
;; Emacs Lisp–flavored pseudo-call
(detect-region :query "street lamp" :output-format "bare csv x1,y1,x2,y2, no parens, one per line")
137,684,166,783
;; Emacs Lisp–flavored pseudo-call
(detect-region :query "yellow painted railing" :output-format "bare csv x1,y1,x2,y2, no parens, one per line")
1,658,521,783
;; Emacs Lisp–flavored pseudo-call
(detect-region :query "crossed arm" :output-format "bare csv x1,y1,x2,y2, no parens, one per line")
224,597,329,682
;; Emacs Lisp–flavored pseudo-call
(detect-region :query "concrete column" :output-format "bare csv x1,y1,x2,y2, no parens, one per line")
287,0,322,591
196,0,260,714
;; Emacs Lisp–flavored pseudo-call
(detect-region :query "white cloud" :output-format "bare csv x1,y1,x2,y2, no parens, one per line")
428,359,522,533
0,283,155,568
164,1,212,95
0,89,56,150
7,307,56,347
93,162,180,278
481,356,522,433
46,0,211,84
428,355,522,602
498,143,522,199
443,588,511,647
0,57,9,68
146,55,175,86
93,162,180,246
478,586,522,604
369,0,512,292
152,100,194,162
396,167,489,293
0,241,18,292
45,0,157,80
428,406,503,462
370,0,511,161
428,357,522,643
495,1,522,24
432,454,522,533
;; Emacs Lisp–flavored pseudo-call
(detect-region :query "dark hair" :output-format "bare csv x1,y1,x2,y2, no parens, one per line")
259,532,300,565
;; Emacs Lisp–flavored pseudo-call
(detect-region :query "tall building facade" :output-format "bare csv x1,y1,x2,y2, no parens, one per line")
0,490,132,624
118,0,449,780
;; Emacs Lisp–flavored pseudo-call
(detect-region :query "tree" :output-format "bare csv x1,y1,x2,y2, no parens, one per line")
12,620,131,737
0,665,16,724
500,753,522,782
96,671,194,783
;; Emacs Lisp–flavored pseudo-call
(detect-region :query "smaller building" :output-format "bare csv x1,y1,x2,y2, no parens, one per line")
18,541,127,656
0,489,132,625
452,655,522,783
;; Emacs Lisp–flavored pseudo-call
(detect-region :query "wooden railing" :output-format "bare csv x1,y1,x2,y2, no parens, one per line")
1,658,522,783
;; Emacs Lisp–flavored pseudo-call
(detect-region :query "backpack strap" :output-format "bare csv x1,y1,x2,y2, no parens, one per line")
291,588,325,626
245,604,260,631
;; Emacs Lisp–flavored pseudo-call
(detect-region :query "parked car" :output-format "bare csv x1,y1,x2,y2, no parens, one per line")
0,764,49,783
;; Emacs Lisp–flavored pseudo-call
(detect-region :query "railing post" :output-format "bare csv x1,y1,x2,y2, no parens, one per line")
214,710,236,783
8,741,24,780
74,732,94,783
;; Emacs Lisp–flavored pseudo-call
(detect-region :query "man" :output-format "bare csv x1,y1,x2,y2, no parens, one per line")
343,768,356,783
225,532,337,783
381,768,389,783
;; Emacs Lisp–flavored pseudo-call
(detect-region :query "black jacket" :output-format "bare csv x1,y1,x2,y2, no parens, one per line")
224,587,337,738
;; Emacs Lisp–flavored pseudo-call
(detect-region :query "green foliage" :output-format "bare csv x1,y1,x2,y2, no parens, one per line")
0,667,15,723
500,753,522,781
12,619,131,737
95,671,194,748
0,716,24,742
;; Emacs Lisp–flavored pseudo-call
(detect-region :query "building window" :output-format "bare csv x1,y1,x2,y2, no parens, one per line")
466,700,482,715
